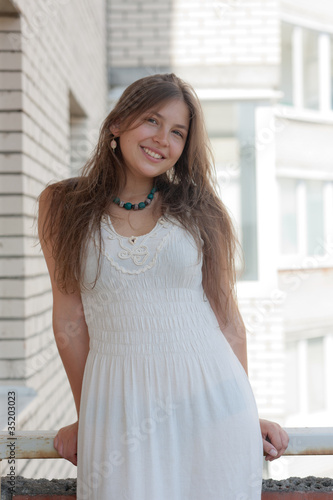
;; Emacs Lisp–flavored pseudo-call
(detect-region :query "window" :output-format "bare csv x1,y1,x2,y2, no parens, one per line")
331,35,333,110
202,101,258,280
279,178,328,257
279,178,298,255
281,22,293,106
306,180,324,256
307,337,326,412
280,23,331,111
303,29,319,110
286,341,299,414
286,336,326,416
69,90,88,175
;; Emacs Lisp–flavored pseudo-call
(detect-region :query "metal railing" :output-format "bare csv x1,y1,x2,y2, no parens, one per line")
1,427,333,497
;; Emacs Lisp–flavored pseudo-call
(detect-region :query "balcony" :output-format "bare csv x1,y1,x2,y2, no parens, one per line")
1,428,333,499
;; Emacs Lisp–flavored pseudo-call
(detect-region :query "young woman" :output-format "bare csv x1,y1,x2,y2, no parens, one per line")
38,73,289,500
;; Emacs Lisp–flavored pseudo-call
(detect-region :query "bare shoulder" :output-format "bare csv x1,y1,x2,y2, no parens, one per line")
38,180,83,303
39,177,81,202
38,177,82,228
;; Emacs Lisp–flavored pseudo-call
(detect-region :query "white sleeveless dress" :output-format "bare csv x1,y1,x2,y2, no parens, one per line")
76,214,263,500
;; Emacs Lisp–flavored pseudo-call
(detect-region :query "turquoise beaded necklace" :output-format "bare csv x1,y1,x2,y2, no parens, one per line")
113,187,157,211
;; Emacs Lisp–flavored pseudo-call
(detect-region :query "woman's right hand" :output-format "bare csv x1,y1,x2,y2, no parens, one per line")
54,421,79,466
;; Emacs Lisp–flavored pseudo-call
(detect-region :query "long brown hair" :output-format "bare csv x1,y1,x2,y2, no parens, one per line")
39,73,242,326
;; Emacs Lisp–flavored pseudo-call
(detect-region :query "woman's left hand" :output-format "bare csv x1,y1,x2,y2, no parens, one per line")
259,418,289,461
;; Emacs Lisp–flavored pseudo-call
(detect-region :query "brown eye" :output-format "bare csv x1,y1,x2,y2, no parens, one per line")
173,130,183,138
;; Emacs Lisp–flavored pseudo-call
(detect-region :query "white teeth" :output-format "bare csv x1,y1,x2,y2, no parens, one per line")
143,147,163,159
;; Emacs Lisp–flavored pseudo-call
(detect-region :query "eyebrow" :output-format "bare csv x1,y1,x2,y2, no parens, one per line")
153,112,189,132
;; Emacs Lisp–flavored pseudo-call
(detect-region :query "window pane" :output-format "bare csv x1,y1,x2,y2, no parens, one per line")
238,102,258,280
279,178,298,254
281,22,293,106
286,341,299,414
210,137,241,236
202,101,258,280
331,35,333,110
307,337,325,412
211,137,242,272
303,29,319,110
306,180,324,255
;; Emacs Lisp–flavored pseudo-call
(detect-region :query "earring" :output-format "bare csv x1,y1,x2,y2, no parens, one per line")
111,138,117,151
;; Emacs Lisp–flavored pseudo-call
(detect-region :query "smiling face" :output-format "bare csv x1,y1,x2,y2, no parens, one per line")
115,99,190,182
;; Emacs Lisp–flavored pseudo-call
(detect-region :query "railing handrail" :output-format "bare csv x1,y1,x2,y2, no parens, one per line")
1,427,333,460
0,430,60,459
282,427,333,455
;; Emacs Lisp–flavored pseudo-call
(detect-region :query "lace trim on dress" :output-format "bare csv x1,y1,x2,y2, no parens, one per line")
98,215,177,275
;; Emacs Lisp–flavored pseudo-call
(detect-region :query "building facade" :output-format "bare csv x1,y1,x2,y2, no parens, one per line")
0,0,107,479
107,0,333,480
276,0,333,479
0,0,332,482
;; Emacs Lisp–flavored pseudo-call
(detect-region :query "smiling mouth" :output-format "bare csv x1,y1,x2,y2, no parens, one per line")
141,147,164,159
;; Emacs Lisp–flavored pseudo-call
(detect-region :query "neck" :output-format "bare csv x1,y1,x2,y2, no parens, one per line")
119,179,155,200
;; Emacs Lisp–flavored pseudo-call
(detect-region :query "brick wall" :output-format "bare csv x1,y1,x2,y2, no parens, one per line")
0,0,107,479
107,0,173,86
107,0,280,88
106,0,285,424
242,298,285,420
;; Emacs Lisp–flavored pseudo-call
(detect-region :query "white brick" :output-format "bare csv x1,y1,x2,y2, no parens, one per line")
18,309,51,340
0,91,22,110
0,298,25,317
0,72,22,91
140,38,173,49
107,12,125,21
0,235,39,257
126,12,156,21
140,20,171,29
113,57,141,67
0,155,48,187
25,275,51,298
0,319,25,339
0,358,27,378
0,17,21,31
0,277,23,297
205,55,233,64
25,330,54,359
236,18,264,26
0,194,38,217
109,3,140,11
0,256,46,277
110,39,140,48
141,2,171,11
0,52,22,71
0,173,22,193
0,111,22,130
127,48,158,58
0,32,22,50
0,339,25,358
109,29,127,39
0,131,22,152
250,9,278,17
249,45,280,54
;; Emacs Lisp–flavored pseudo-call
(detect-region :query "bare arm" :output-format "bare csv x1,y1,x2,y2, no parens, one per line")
219,311,248,374
208,295,248,375
209,290,289,460
51,289,90,417
38,187,90,464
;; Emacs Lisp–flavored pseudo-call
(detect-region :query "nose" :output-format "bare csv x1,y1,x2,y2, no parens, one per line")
153,128,169,147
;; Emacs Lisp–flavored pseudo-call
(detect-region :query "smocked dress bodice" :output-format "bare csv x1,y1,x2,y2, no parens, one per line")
76,214,263,500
